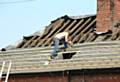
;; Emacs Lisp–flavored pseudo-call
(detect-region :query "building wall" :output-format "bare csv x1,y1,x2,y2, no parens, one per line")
2,73,68,82
5,73,120,82
96,0,120,33
71,74,120,82
70,69,120,82
1,69,120,82
9,76,67,82
71,75,120,82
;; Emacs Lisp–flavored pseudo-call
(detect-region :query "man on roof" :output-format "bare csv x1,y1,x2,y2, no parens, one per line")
50,31,73,59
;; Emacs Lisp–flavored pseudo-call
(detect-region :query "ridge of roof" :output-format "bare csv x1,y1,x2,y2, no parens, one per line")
51,14,96,23
68,14,96,19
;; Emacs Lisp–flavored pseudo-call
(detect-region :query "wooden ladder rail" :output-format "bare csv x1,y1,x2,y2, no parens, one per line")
0,61,12,82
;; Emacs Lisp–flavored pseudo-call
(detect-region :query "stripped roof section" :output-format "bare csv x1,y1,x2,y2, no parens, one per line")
16,15,120,48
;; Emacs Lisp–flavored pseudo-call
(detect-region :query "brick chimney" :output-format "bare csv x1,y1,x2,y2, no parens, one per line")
96,0,120,34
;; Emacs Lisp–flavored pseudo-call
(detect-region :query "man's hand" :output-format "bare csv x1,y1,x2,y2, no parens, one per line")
68,41,73,48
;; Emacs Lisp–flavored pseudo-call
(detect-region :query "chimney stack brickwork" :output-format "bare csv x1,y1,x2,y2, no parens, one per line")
97,0,120,33
97,0,111,33
113,0,120,24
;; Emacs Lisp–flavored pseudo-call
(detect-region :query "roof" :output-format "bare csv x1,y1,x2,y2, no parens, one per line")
1,15,120,74
15,15,120,48
16,15,96,48
0,41,120,74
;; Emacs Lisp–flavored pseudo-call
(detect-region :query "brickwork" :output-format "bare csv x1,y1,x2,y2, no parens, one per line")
113,0,120,24
96,0,111,32
97,0,120,33
71,74,120,82
3,69,120,82
3,75,68,82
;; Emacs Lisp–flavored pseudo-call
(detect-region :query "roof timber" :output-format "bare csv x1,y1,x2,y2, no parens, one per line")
70,19,84,34
44,19,84,46
65,19,78,31
36,19,65,47
22,36,38,48
16,15,120,48
43,19,71,46
72,18,92,42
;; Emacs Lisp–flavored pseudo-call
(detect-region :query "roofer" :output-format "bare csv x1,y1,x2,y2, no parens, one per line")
50,31,73,59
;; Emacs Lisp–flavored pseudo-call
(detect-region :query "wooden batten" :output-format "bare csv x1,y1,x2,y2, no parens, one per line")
43,19,71,46
36,19,65,47
70,19,84,34
72,18,92,42
22,36,37,48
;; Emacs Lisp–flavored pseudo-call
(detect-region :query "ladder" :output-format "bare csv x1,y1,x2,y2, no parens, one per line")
0,61,12,82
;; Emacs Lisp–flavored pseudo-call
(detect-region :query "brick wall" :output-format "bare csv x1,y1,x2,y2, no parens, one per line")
2,74,68,82
1,69,120,82
96,0,111,33
96,0,120,33
113,0,120,24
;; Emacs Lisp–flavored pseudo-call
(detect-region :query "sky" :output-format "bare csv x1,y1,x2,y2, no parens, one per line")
0,0,97,48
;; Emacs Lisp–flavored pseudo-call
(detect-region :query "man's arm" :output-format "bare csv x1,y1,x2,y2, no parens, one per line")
65,32,68,42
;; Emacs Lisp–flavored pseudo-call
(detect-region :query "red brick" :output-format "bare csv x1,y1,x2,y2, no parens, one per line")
97,0,120,32
97,0,111,32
